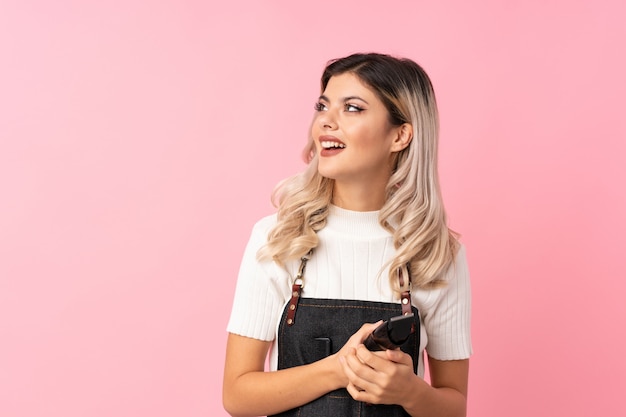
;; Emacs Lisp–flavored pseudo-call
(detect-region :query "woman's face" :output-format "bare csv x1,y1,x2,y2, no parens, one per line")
311,72,405,185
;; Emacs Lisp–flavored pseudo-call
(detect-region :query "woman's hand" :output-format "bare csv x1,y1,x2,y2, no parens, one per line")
339,344,417,405
339,337,470,417
329,321,383,387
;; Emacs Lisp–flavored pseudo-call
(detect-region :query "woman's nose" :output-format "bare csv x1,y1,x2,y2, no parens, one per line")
318,110,338,130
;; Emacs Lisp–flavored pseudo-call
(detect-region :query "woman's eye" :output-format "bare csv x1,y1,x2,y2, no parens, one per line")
314,102,327,111
345,103,363,112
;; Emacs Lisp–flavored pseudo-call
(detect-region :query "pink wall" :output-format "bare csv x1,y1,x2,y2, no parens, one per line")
1,1,624,416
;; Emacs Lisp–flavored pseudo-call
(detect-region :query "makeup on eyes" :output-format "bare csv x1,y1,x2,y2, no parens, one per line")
314,96,368,113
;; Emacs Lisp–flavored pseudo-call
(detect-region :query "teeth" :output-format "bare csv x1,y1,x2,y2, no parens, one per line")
321,141,346,149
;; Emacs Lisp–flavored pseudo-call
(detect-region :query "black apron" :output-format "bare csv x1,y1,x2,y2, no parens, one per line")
270,255,420,417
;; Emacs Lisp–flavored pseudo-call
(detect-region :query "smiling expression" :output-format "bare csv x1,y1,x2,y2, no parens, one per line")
311,72,407,186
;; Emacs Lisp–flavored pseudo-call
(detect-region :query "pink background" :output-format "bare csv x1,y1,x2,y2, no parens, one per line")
1,1,624,416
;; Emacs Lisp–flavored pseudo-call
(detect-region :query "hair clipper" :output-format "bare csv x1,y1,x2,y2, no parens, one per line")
363,313,414,351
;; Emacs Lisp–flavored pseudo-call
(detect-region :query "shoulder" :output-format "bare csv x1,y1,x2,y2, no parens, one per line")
413,243,471,312
251,213,277,234
238,212,294,287
245,213,277,246
255,212,278,227
446,243,470,282
450,243,468,269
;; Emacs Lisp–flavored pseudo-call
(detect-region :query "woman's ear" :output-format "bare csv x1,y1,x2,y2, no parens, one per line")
391,123,413,152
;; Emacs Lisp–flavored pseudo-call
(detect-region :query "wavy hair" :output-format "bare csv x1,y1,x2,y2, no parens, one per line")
257,53,459,292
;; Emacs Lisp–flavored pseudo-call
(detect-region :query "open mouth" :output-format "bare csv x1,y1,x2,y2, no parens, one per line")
320,141,346,149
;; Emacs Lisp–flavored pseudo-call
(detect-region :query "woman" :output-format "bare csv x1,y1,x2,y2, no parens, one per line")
223,53,472,417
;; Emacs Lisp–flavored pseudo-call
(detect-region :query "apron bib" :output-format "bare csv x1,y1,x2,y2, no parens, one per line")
270,254,420,417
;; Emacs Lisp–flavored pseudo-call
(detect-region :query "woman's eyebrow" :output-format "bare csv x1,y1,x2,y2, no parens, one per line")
318,94,369,104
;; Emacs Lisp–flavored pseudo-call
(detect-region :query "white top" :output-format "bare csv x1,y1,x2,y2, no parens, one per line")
227,205,472,376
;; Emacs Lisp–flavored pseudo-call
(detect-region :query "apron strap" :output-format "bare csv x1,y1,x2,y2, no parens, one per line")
398,265,413,316
286,251,311,326
286,253,414,325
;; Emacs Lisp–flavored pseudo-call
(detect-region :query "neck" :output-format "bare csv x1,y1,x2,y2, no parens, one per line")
332,179,387,211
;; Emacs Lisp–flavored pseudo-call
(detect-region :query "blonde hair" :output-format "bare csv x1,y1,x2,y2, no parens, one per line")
257,53,458,294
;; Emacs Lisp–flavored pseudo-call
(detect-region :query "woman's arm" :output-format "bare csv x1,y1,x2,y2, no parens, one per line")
341,346,469,417
222,333,339,417
223,323,381,417
402,356,469,417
